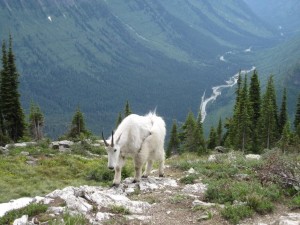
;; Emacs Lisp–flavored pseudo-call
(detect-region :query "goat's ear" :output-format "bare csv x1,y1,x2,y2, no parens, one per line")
102,132,109,147
111,131,114,147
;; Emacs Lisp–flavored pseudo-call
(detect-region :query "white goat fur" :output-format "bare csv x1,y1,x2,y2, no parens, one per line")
104,112,166,186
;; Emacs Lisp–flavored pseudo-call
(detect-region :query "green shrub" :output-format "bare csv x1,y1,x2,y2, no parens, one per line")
290,194,300,209
49,212,88,225
0,203,48,224
109,205,131,215
180,174,198,184
246,193,274,214
221,204,253,224
86,165,114,183
169,194,188,204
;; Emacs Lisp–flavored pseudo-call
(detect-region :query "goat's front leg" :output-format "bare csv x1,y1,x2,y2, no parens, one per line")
133,155,144,183
112,157,125,187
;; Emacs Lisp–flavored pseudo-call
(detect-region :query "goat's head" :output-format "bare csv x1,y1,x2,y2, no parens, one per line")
102,131,120,170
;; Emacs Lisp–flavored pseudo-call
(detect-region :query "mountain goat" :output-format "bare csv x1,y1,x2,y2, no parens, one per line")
102,112,166,186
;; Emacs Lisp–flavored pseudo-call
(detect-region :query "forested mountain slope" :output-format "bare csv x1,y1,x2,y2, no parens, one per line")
0,0,280,137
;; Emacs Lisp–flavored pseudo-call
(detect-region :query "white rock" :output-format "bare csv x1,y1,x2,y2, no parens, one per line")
182,183,207,195
208,154,217,162
59,140,74,147
192,200,215,207
271,213,300,225
245,154,261,160
47,206,65,215
188,168,196,174
95,212,112,221
13,215,29,225
126,215,152,222
0,197,34,217
33,196,45,203
20,151,29,156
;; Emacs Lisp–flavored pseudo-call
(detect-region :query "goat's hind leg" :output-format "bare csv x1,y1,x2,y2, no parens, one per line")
142,160,153,178
158,158,165,177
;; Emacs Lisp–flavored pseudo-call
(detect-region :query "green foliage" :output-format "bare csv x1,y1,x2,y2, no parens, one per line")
169,194,188,204
207,126,217,150
66,107,91,141
180,111,197,152
29,101,44,140
258,76,279,149
0,154,109,203
279,88,288,135
290,194,300,209
0,35,26,143
0,203,48,225
294,94,300,130
246,193,274,214
179,174,198,184
109,204,131,215
221,204,253,224
49,212,88,225
115,112,122,128
217,117,223,146
166,120,180,157
124,100,132,118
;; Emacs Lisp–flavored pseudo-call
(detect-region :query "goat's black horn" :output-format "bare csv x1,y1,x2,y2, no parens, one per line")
111,131,114,147
102,132,109,147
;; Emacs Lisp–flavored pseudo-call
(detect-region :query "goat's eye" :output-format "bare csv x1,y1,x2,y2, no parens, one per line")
114,149,117,152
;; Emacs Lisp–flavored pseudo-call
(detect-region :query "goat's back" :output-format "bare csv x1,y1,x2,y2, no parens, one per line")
115,112,165,151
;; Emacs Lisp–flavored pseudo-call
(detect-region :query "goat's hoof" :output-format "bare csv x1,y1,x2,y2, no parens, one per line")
142,175,148,178
132,179,140,183
159,174,164,178
111,183,120,188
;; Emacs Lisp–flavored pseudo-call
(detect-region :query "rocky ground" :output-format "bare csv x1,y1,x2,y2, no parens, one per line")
1,164,300,225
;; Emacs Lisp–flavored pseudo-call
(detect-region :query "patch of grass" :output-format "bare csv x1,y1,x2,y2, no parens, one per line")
0,203,48,224
246,193,274,214
197,211,213,221
290,194,300,209
169,194,188,204
48,212,88,225
109,204,131,215
0,154,110,203
221,204,254,224
180,174,198,184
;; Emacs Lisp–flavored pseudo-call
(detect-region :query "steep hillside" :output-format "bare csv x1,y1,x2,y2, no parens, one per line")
244,0,300,37
0,0,276,138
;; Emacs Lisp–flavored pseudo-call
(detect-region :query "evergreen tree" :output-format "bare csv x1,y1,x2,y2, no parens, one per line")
217,117,223,146
166,120,180,158
279,121,291,153
181,111,197,152
294,94,300,130
237,76,251,152
0,35,25,142
278,88,288,135
258,76,278,149
0,41,6,143
195,111,207,154
207,126,217,150
226,73,243,147
67,107,90,139
115,112,122,128
28,102,44,140
124,100,132,117
249,70,261,125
